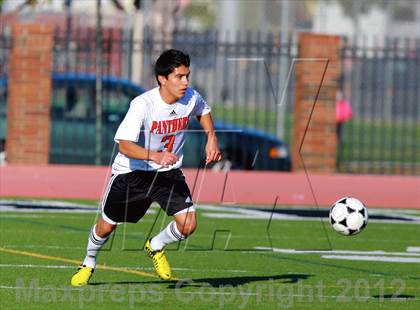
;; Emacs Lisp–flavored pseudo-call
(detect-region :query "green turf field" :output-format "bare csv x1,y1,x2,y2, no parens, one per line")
0,201,419,309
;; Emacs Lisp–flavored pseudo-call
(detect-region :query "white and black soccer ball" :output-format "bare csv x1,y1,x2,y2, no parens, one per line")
329,197,368,236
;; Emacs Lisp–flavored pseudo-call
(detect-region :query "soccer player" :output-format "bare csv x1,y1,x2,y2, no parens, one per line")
71,49,221,286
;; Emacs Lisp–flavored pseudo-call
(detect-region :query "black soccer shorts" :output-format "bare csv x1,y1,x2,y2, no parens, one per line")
102,169,194,224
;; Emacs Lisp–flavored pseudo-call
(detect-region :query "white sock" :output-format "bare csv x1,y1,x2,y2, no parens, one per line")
150,221,186,251
82,225,109,268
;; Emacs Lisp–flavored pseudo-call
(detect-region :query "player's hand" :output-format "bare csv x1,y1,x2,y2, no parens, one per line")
151,151,178,167
205,135,221,164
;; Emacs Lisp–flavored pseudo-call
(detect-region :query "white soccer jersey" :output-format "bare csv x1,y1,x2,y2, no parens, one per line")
112,87,211,174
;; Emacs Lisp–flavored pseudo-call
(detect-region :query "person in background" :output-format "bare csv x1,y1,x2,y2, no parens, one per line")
336,90,353,145
0,138,6,166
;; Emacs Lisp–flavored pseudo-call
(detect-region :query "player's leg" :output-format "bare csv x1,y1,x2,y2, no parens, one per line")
71,217,116,286
71,173,127,286
150,209,196,251
145,169,196,280
83,217,116,268
174,208,197,235
144,209,196,280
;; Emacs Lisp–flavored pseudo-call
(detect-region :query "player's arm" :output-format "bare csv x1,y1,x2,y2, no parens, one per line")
118,140,177,167
115,99,177,167
196,113,221,164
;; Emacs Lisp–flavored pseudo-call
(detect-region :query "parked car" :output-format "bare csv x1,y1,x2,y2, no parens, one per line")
0,73,291,171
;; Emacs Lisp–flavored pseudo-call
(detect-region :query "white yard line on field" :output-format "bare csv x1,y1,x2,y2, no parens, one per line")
406,247,420,253
254,247,420,257
321,255,420,263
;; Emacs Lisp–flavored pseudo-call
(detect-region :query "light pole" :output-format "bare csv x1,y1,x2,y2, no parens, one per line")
276,0,292,139
95,0,103,165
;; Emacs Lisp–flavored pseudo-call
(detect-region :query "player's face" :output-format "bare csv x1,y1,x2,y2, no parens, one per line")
160,65,190,101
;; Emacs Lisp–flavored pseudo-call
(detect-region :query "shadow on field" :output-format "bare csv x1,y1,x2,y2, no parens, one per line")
372,294,415,300
169,274,312,288
91,274,312,288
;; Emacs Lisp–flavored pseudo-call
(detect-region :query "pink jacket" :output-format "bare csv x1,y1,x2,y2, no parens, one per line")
336,99,352,123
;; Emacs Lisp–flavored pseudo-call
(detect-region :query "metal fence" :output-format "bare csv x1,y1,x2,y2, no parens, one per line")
338,37,420,175
1,26,419,174
52,27,297,137
49,27,297,169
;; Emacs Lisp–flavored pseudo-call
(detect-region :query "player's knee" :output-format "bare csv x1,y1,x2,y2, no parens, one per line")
176,217,196,237
179,222,196,236
96,218,116,238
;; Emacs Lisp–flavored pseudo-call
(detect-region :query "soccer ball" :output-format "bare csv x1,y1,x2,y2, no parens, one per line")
329,197,368,236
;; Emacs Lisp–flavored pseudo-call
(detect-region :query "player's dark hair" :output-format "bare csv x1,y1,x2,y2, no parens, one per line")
155,49,190,85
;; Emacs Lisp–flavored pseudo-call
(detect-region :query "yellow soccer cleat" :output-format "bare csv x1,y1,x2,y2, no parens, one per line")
71,265,94,287
144,240,171,280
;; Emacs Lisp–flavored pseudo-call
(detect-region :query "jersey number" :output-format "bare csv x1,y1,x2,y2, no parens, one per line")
161,135,175,152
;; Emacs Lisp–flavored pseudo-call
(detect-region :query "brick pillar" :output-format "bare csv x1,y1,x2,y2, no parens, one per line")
292,33,341,173
6,24,53,164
